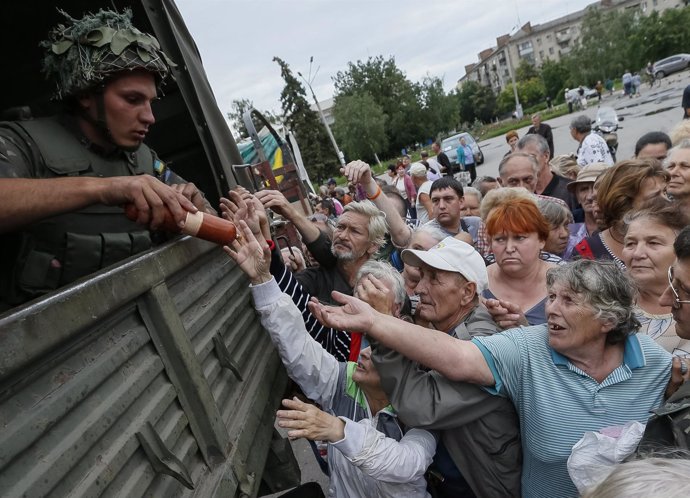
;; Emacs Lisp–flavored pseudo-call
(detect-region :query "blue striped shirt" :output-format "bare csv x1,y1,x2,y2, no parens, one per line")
473,326,671,498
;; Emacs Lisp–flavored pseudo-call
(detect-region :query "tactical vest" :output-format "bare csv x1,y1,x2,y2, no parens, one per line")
1,117,157,307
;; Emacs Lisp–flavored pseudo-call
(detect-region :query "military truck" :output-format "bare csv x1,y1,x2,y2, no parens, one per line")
0,1,302,496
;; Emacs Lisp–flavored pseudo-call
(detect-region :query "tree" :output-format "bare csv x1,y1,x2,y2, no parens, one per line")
540,59,571,102
333,55,423,156
332,93,387,162
273,57,338,182
456,81,497,124
418,75,457,138
516,59,539,83
226,99,279,140
566,8,639,83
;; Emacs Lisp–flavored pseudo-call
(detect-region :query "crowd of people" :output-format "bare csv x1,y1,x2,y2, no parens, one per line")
219,104,690,496
4,8,690,498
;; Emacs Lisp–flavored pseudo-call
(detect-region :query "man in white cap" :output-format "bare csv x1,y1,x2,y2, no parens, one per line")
409,162,433,224
364,237,522,497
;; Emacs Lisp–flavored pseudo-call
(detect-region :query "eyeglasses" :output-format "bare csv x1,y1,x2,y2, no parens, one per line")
668,266,690,309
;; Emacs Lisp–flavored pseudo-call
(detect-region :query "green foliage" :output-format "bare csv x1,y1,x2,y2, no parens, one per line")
456,81,497,124
631,8,690,68
226,98,279,140
516,59,539,82
333,55,424,156
566,8,640,83
273,57,339,182
496,78,545,114
332,93,388,163
419,76,458,138
540,59,571,102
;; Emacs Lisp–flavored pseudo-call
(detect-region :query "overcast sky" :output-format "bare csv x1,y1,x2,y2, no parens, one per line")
175,0,595,120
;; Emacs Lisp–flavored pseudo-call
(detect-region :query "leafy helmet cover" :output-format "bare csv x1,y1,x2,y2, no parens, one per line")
41,8,176,99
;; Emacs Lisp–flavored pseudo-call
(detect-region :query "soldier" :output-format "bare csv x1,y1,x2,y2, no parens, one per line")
0,9,212,309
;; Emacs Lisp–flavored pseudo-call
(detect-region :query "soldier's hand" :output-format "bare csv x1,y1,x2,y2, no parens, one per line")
170,182,215,214
104,175,197,230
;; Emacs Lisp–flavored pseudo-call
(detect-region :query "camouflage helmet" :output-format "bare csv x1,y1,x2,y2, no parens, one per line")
41,9,176,99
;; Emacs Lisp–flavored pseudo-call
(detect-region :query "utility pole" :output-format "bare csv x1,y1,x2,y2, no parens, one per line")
298,57,346,166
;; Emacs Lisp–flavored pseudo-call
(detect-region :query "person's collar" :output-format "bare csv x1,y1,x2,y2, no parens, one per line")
550,334,645,369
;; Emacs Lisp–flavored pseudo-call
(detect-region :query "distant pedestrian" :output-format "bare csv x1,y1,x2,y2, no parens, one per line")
605,78,614,96
622,70,633,97
457,137,476,182
682,84,690,119
595,81,603,101
546,95,553,109
527,112,554,159
632,72,641,97
431,141,452,177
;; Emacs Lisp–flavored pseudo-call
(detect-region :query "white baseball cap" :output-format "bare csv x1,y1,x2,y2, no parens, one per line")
401,237,488,292
409,162,428,177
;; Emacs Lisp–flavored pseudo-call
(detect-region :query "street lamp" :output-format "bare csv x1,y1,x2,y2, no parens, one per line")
298,57,346,166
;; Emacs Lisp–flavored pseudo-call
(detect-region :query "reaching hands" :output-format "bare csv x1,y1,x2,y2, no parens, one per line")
308,291,377,333
223,220,272,285
255,189,296,219
483,297,529,330
220,189,261,234
277,397,345,442
103,175,198,230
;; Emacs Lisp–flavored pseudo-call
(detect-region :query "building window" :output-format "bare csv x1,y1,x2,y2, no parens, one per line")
549,47,554,55
539,50,545,58
537,37,541,44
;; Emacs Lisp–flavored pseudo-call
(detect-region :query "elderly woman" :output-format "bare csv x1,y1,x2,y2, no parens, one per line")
393,162,417,219
225,224,435,498
622,198,690,355
481,192,558,326
538,198,574,258
574,160,670,268
311,259,672,498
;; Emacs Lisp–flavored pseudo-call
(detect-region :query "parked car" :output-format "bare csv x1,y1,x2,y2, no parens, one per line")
441,132,485,167
565,86,598,103
652,53,690,78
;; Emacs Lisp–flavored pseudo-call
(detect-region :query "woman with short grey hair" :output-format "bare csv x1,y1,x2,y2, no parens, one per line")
312,258,673,498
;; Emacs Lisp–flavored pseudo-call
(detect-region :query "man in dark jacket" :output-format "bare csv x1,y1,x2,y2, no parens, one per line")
432,141,452,176
526,112,554,159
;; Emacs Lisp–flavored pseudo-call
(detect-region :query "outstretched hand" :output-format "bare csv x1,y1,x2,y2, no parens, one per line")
308,291,377,332
482,297,529,330
341,160,375,191
223,220,272,285
276,397,345,442
220,189,262,236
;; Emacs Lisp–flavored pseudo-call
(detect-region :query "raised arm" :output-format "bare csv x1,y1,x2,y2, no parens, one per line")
255,189,321,244
223,222,341,407
342,160,412,248
308,292,495,385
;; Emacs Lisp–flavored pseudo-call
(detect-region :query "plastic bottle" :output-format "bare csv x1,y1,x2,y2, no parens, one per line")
124,204,237,246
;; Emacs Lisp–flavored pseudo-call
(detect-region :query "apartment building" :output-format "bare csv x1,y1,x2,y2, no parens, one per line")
459,0,683,93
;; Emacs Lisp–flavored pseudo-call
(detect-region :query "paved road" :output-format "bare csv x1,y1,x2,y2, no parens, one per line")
475,70,690,180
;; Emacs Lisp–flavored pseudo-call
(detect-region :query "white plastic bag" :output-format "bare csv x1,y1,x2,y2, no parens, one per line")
567,421,645,493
